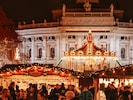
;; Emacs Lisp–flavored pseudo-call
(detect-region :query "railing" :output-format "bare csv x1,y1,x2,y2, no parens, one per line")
18,22,59,30
117,22,133,28
63,12,112,17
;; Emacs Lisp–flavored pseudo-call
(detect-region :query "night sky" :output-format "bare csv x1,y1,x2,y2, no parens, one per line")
0,0,133,24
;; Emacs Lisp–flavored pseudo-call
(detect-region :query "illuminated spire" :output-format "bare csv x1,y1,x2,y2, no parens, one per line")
87,30,93,42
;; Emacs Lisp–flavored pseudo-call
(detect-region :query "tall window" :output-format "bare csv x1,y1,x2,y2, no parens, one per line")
28,49,31,58
121,48,125,58
38,48,42,58
50,47,55,58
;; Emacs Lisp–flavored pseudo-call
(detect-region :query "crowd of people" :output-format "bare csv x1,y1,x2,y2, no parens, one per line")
0,82,94,100
0,81,133,100
96,82,133,100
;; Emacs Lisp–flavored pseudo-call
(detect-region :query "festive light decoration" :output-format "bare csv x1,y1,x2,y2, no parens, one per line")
112,69,116,74
61,31,117,72
0,63,132,78
122,68,125,72
94,64,133,78
0,63,83,77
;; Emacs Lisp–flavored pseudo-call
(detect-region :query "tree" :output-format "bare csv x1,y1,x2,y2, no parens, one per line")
0,6,19,66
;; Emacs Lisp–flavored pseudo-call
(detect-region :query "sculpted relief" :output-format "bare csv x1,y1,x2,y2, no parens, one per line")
62,17,114,26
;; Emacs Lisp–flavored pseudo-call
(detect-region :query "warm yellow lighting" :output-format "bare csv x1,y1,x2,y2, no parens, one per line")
61,31,117,72
122,68,125,72
112,69,115,74
62,56,116,59
102,72,105,76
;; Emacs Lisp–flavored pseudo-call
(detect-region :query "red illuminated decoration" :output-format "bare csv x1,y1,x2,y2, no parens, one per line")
13,69,24,75
59,72,71,77
0,63,133,78
27,66,44,77
2,72,12,76
46,69,58,75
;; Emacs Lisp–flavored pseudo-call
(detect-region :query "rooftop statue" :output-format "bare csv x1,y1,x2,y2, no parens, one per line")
83,0,91,12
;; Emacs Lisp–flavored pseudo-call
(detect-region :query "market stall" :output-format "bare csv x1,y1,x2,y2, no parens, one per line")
0,64,79,89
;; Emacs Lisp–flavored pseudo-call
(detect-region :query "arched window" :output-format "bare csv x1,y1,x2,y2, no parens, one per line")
50,47,55,58
38,48,42,58
121,48,125,58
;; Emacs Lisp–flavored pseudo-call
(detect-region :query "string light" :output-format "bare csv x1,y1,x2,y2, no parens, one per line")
122,68,125,72
102,72,105,76
112,69,115,74
0,63,132,78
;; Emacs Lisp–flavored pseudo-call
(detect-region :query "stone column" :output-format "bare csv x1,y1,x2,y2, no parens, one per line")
129,36,133,64
56,35,60,60
31,36,35,63
59,33,66,68
42,36,46,63
110,34,116,52
77,34,82,48
61,33,66,57
46,45,50,60
22,37,26,63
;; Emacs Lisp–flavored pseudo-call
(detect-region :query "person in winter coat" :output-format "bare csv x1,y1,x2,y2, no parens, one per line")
79,87,93,100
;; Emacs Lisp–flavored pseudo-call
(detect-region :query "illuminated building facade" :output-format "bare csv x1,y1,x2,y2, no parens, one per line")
16,2,133,71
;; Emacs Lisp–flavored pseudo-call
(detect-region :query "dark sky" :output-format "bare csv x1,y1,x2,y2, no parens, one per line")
0,0,133,24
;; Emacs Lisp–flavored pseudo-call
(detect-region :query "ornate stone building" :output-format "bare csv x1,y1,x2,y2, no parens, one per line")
16,2,133,70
